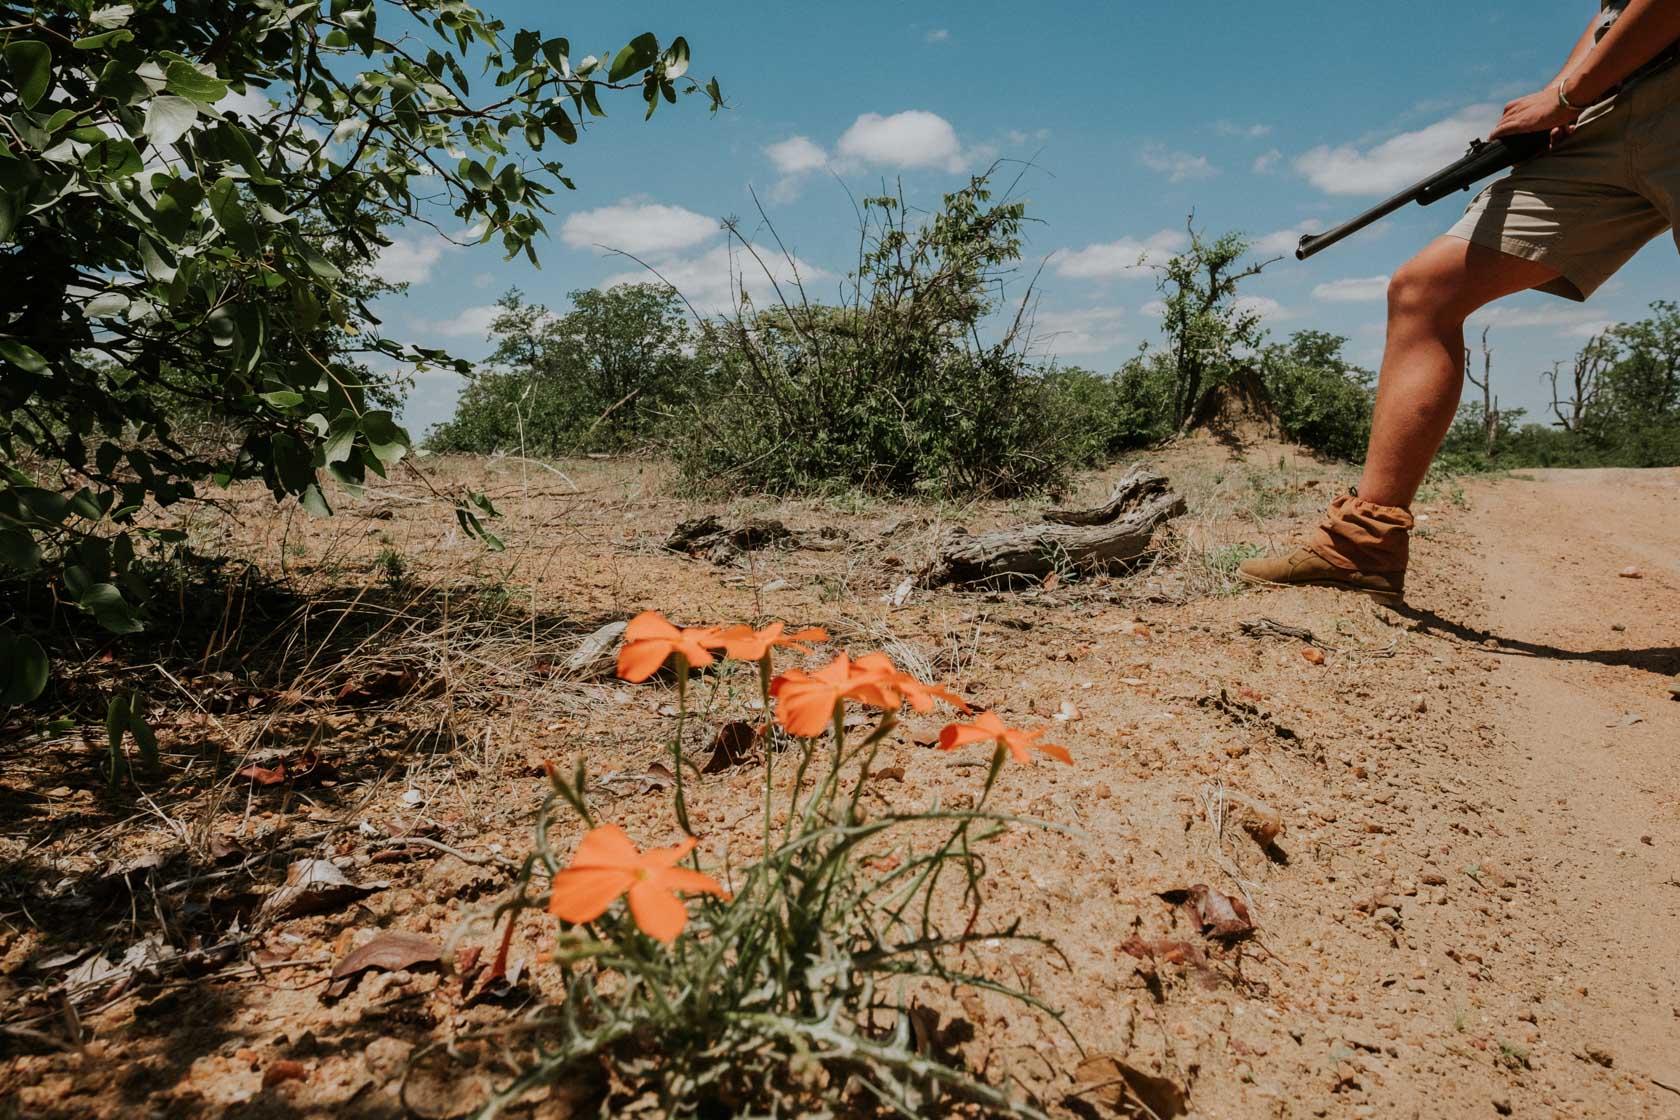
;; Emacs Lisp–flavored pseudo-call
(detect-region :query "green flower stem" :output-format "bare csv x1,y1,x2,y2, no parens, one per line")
672,651,692,835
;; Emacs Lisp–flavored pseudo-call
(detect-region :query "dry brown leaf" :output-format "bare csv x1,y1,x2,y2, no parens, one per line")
1072,1053,1189,1118
1300,646,1326,666
326,931,443,998
703,721,761,775
1160,883,1254,940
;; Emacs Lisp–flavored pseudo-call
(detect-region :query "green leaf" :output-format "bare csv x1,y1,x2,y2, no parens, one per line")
106,693,129,755
16,487,69,523
164,59,228,105
143,95,199,148
299,483,332,517
546,105,576,144
5,41,52,110
82,583,145,634
0,528,42,572
0,631,49,706
321,417,357,465
261,390,305,409
0,339,47,373
661,37,690,80
608,33,660,82
207,176,260,255
360,411,409,465
73,29,135,50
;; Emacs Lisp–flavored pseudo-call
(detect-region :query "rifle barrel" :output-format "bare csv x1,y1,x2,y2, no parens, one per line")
1295,131,1550,261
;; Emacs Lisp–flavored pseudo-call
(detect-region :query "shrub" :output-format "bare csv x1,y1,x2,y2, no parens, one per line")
1259,331,1374,461
675,173,1087,498
468,613,1070,1118
427,285,698,456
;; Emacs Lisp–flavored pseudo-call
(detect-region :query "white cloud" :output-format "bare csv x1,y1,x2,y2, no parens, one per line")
766,136,828,175
1252,149,1283,174
1252,221,1324,256
1140,299,1168,319
1053,229,1188,280
1217,121,1273,139
1139,144,1217,183
430,304,501,338
1296,103,1496,196
1234,295,1294,321
603,242,833,317
1561,319,1622,339
926,28,950,43
377,230,453,286
1030,307,1128,356
561,200,718,256
837,110,964,172
1313,275,1390,303
1468,304,1617,333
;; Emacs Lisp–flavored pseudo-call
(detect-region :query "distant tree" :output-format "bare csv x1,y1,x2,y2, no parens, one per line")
1543,330,1615,433
428,284,695,454
1149,220,1277,428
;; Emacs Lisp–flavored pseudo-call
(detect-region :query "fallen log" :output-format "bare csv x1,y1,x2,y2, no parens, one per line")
920,469,1185,587
1043,463,1171,526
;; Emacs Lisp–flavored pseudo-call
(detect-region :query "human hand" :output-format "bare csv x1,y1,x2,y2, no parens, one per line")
1488,89,1579,140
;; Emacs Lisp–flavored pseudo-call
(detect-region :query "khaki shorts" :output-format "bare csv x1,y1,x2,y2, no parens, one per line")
1447,57,1679,301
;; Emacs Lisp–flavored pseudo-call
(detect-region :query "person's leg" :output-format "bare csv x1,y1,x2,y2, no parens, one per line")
1355,236,1562,507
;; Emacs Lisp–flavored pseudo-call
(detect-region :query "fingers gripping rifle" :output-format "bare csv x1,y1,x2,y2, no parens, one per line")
1295,131,1551,260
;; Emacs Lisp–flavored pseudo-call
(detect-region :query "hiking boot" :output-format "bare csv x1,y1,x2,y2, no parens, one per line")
1237,547,1406,602
1238,491,1413,603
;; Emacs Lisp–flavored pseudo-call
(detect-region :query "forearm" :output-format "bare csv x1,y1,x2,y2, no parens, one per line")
1565,0,1680,102
1551,13,1605,87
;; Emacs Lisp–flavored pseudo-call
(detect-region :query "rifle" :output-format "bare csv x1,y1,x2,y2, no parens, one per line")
1295,131,1550,260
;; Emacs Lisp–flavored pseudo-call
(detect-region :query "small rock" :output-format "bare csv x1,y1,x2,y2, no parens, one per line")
1583,1045,1615,1068
262,1059,309,1089
363,1037,413,1083
1301,646,1326,666
1641,834,1654,846
1618,566,1643,580
1493,1099,1512,1116
1610,623,1626,632
1218,790,1286,849
1412,695,1428,714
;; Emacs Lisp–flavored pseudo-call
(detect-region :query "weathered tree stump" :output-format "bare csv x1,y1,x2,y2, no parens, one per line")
920,466,1185,587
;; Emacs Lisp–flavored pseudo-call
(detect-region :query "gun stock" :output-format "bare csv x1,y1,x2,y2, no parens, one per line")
1295,131,1550,261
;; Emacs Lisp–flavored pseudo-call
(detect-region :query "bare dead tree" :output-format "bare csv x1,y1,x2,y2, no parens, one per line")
1463,326,1500,456
1544,330,1615,431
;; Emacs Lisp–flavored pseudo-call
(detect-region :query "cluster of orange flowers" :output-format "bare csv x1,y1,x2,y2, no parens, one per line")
549,611,1073,944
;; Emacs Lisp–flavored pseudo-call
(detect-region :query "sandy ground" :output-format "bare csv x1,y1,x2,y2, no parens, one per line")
0,451,1676,1119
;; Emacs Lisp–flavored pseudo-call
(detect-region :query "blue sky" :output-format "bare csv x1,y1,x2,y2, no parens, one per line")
379,0,1677,437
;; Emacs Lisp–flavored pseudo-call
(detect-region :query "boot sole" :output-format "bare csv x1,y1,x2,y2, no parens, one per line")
1236,568,1404,605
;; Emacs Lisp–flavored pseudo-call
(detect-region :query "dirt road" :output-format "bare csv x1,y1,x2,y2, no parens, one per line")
1455,469,1680,1110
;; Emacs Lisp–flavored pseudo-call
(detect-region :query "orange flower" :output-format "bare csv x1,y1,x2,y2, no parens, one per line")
769,652,900,737
616,611,727,682
547,824,726,944
851,652,972,716
938,711,1072,766
718,621,829,662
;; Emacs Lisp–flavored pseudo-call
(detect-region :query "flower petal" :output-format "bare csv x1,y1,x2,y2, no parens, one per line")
571,823,643,869
1035,740,1073,765
654,866,728,899
642,835,700,870
617,639,672,682
627,881,690,944
938,722,997,751
547,866,633,923
774,677,840,737
624,611,679,642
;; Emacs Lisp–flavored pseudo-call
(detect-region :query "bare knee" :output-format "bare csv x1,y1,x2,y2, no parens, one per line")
1387,253,1464,328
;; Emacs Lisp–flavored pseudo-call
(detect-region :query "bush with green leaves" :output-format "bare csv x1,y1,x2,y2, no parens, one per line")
1259,330,1375,462
675,173,1085,498
0,0,718,704
427,283,697,455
